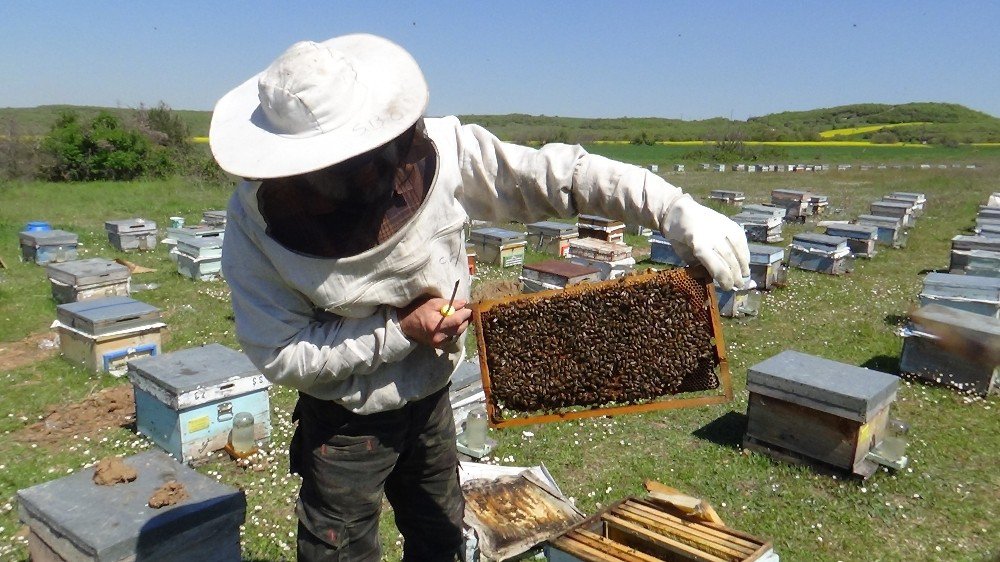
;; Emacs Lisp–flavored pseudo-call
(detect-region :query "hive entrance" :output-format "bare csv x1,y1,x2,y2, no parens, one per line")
473,268,732,427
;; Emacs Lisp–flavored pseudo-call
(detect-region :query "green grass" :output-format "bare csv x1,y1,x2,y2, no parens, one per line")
1,155,998,561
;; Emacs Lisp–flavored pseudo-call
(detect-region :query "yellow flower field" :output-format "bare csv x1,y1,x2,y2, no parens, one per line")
817,122,928,138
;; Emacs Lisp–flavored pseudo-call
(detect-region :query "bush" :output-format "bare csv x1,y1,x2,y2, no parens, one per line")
870,131,899,144
40,110,173,181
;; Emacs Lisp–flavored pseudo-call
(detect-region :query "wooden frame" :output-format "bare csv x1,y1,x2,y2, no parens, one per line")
472,266,733,428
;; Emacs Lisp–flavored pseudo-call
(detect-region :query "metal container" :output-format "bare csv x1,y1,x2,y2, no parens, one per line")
525,221,578,257
46,258,131,303
17,450,245,562
105,218,158,252
900,304,999,396
824,223,878,257
919,272,1000,318
857,214,908,248
576,214,625,244
748,244,786,290
744,350,904,477
128,344,272,463
519,260,602,293
55,296,162,374
19,229,79,265
648,232,686,266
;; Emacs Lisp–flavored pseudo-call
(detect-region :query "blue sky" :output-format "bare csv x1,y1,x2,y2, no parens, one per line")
2,1,998,120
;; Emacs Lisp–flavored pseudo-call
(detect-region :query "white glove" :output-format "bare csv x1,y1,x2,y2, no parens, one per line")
661,195,751,290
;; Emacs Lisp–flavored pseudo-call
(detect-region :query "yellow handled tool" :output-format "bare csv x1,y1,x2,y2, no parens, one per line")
440,279,460,316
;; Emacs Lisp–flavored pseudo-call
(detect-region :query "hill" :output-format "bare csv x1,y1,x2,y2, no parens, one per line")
2,101,998,144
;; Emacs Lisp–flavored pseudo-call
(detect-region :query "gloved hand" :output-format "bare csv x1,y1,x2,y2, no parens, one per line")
660,195,751,290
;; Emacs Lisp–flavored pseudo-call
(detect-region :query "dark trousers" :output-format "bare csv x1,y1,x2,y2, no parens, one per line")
290,386,464,562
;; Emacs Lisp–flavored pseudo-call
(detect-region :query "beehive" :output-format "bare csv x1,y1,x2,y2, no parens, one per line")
824,223,878,258
55,297,163,375
470,227,527,268
900,304,1000,396
949,235,1000,272
105,218,158,252
919,273,1000,318
771,188,812,221
46,258,131,303
19,229,79,265
886,192,926,216
731,212,782,243
857,215,908,248
649,233,687,266
519,259,602,293
576,214,626,244
787,233,853,275
747,244,786,290
567,238,635,280
870,199,916,227
707,189,745,205
526,221,579,257
472,268,732,427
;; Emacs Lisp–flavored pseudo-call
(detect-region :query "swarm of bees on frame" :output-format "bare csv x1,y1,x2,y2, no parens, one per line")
479,269,720,414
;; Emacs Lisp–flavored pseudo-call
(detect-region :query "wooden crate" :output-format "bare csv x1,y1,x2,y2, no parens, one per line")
46,258,131,304
105,218,158,252
472,267,732,428
577,215,626,244
55,297,163,374
547,497,775,562
526,221,579,257
519,259,602,293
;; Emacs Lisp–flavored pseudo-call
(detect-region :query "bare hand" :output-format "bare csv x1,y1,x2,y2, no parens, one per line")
398,296,472,348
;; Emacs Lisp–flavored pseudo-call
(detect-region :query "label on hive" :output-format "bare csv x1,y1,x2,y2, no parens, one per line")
475,268,723,421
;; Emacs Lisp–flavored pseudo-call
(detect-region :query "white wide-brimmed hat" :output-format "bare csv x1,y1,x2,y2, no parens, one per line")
210,33,428,179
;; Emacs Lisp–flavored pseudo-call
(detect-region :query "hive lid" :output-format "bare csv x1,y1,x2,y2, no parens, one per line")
921,272,1000,301
951,235,1000,252
747,244,784,263
857,214,902,228
825,224,878,239
577,214,624,227
522,259,602,278
890,192,926,202
127,343,269,409
46,258,130,286
17,450,245,561
105,218,157,233
19,229,78,246
469,227,526,244
747,350,899,422
56,296,161,336
525,221,577,236
871,200,914,210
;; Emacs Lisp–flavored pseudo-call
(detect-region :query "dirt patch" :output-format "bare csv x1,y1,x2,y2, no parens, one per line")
148,481,189,509
0,331,60,371
93,456,138,486
13,384,136,443
472,279,521,303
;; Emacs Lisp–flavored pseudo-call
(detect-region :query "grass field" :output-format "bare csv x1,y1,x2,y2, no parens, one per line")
0,147,998,561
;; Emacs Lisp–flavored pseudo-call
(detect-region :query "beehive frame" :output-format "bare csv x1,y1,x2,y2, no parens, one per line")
472,267,733,428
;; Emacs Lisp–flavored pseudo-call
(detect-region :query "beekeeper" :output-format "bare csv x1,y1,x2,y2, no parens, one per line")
210,33,750,562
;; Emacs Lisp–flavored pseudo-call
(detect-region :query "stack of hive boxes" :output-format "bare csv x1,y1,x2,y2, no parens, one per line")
168,219,225,280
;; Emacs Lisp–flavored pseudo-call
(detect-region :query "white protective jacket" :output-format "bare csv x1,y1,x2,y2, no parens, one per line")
222,116,689,414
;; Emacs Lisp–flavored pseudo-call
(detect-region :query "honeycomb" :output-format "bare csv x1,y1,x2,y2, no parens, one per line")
477,268,721,417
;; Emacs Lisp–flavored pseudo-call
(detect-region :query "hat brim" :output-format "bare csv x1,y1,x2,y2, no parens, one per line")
210,34,429,179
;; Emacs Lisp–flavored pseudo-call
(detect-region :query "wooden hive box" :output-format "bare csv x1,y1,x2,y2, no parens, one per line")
857,215,907,248
55,296,163,375
919,272,1000,318
19,229,79,265
770,188,811,221
900,304,1000,396
46,258,131,304
201,209,228,227
787,233,853,275
520,259,603,293
869,200,916,227
577,214,626,244
707,189,746,205
470,227,527,268
127,343,272,463
175,237,224,281
472,267,732,428
546,496,776,562
824,223,878,258
949,235,1000,271
886,192,926,216
744,350,901,477
649,233,687,267
105,218,158,252
567,238,636,280
526,221,579,257
746,244,786,291
741,204,786,221
731,213,783,244
17,450,245,562
959,249,1000,277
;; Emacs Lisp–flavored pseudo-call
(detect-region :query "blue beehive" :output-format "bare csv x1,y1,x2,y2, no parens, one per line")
128,344,272,463
19,229,79,265
105,218,158,252
919,273,1000,318
950,235,1000,272
17,450,245,561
